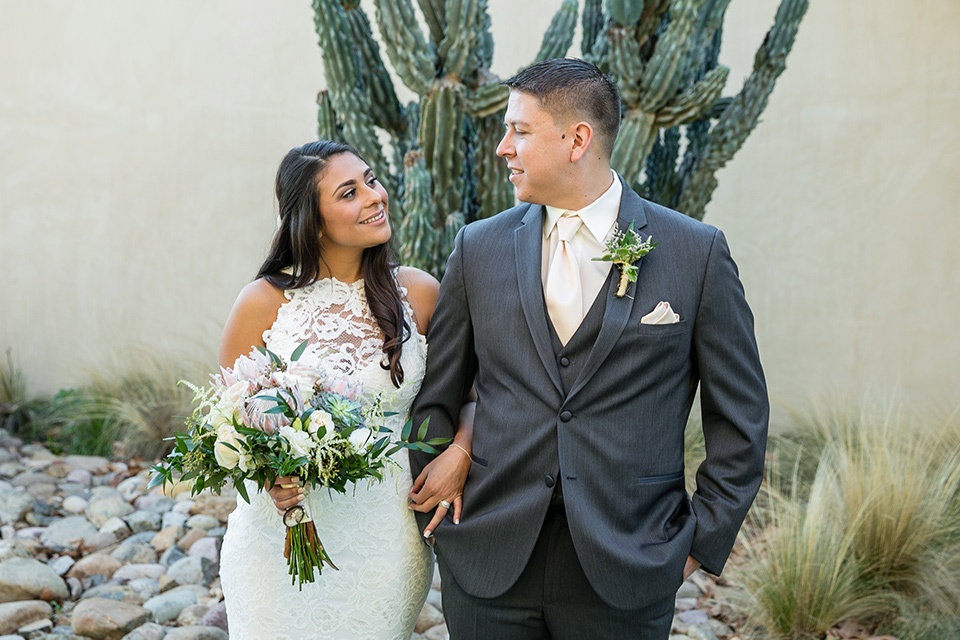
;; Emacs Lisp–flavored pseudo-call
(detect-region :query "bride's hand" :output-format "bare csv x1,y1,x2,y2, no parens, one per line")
408,444,471,536
268,475,304,516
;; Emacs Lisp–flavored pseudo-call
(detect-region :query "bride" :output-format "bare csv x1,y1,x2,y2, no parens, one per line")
217,141,472,639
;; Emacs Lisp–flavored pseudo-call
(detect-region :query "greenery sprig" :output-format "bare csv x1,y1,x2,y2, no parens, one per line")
593,223,659,297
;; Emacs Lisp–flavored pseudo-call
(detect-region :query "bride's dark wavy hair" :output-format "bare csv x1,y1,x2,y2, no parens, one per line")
255,140,409,387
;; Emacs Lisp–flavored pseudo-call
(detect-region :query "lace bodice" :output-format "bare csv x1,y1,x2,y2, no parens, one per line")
220,275,433,640
262,276,428,415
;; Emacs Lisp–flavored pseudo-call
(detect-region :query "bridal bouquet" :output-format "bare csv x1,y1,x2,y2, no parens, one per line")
148,342,443,589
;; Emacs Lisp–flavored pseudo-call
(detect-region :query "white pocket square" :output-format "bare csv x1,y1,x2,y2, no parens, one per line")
640,301,680,325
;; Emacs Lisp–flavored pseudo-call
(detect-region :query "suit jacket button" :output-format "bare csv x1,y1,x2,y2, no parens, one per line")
545,475,555,488
559,356,570,367
560,410,572,422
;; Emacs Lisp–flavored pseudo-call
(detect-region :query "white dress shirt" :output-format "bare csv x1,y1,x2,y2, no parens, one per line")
542,172,622,314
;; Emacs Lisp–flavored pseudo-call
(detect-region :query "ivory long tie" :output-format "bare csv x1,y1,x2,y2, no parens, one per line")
544,213,584,345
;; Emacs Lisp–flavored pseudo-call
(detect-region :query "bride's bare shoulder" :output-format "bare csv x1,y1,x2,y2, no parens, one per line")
395,266,439,335
220,278,288,367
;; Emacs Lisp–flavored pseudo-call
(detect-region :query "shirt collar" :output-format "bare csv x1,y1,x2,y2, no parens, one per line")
544,170,622,243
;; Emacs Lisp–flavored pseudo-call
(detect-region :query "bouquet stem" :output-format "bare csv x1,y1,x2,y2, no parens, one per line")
284,520,338,589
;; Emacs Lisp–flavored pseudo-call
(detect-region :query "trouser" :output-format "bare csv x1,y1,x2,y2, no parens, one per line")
437,504,675,640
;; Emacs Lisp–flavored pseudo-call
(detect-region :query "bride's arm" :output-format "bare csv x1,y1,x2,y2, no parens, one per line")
408,396,475,536
219,278,296,512
398,266,476,535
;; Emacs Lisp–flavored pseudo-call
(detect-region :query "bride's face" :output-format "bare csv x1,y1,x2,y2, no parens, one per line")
316,153,391,253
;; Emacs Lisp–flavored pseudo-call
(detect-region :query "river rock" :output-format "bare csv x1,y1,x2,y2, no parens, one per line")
112,564,166,582
85,496,134,528
166,557,216,587
184,515,218,531
39,516,98,551
124,510,162,533
70,597,150,639
163,626,228,640
197,601,226,631
0,558,69,603
176,603,209,626
415,603,445,634
81,584,143,605
117,477,148,502
0,490,34,525
62,456,110,475
0,600,53,635
143,588,197,623
120,621,167,640
0,540,30,562
63,469,92,487
47,555,75,576
111,543,157,565
187,538,219,565
60,495,88,514
150,526,185,554
189,495,235,523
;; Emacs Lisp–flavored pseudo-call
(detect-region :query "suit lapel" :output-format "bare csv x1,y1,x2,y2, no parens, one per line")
515,204,564,395
567,181,649,401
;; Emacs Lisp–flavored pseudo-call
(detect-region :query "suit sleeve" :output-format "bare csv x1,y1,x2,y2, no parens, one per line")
409,227,478,482
689,229,769,575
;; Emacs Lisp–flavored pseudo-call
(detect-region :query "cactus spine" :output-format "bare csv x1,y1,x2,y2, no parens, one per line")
313,0,806,275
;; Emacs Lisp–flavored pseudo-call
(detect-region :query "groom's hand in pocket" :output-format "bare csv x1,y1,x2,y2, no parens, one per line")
268,475,304,516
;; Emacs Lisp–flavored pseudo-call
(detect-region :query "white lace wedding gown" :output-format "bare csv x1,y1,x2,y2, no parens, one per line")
219,277,433,640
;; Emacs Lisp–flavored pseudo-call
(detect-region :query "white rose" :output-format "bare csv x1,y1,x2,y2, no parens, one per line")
348,427,372,451
279,425,314,459
307,410,335,438
214,424,246,469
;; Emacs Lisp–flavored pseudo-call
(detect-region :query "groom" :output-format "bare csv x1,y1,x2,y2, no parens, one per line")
410,58,768,639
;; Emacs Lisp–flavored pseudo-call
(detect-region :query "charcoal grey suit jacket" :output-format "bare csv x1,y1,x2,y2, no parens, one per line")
410,177,768,610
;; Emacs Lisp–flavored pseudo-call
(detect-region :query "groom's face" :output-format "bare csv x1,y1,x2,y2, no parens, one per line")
497,90,574,207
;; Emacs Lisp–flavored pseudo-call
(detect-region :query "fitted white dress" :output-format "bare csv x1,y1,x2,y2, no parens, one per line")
219,277,433,640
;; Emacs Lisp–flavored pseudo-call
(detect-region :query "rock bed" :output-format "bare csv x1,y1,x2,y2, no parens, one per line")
0,430,742,640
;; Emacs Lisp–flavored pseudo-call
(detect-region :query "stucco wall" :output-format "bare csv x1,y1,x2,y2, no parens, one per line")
2,1,958,427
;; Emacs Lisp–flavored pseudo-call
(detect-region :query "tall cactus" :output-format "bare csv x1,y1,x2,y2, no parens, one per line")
603,0,809,219
311,0,807,276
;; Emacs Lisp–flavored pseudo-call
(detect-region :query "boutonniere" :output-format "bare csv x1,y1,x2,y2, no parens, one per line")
593,223,659,297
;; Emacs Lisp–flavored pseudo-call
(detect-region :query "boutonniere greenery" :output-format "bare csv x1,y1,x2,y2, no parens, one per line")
593,223,659,297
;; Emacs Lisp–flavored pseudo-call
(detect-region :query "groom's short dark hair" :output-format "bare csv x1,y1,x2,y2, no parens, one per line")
503,57,621,157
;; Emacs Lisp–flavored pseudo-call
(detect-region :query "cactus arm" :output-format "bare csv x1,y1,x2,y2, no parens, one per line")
533,0,579,63
374,0,434,95
608,24,643,105
581,0,605,59
417,0,447,46
608,0,645,26
473,113,513,219
639,0,703,113
341,3,407,136
316,90,342,142
313,0,390,188
611,109,658,184
438,0,482,78
476,0,495,69
466,72,509,118
655,64,729,128
397,150,437,273
677,0,809,219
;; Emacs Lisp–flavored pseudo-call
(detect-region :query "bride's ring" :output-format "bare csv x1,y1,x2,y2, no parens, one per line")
438,500,452,510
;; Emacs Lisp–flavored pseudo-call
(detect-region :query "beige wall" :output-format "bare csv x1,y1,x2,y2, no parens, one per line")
2,1,958,428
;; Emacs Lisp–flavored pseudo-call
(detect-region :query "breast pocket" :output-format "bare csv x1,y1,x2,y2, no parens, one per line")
636,319,689,338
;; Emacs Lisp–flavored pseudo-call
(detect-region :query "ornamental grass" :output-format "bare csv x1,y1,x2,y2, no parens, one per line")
735,404,960,639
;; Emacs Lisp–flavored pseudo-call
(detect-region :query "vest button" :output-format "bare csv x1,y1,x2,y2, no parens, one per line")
545,475,555,488
560,410,572,422
559,356,570,367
